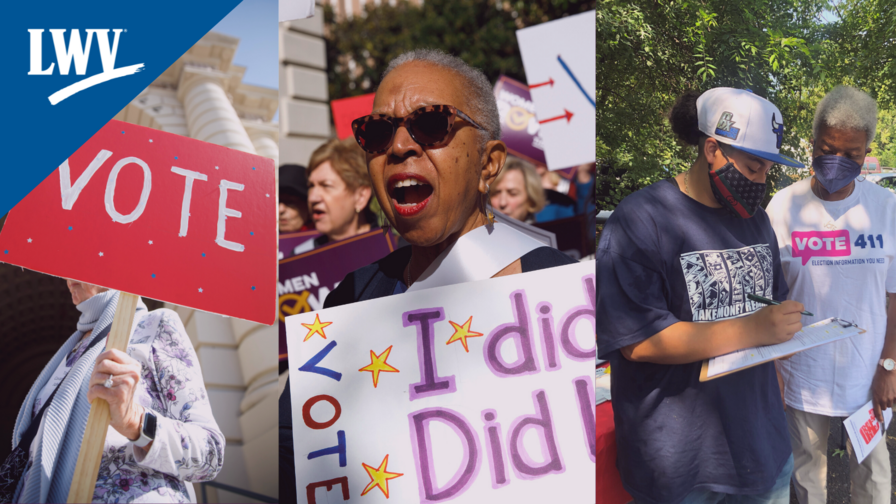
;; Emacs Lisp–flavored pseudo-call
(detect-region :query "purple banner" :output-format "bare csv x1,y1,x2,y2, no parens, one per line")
278,229,397,360
279,230,321,261
494,76,547,167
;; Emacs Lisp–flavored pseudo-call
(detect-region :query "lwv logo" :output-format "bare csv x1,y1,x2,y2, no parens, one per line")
28,29,145,105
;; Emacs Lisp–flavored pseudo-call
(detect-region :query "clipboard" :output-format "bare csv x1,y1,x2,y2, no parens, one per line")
699,317,866,382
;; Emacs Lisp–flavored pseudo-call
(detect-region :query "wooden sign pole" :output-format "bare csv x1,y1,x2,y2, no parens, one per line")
67,292,140,504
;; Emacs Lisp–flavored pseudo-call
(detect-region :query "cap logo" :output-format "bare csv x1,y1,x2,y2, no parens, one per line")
771,113,784,149
715,112,740,140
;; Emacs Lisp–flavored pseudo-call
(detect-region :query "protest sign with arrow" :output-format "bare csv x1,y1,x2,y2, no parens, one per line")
516,11,596,170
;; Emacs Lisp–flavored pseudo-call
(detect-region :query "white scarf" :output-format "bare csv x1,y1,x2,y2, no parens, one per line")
76,289,115,333
406,222,543,292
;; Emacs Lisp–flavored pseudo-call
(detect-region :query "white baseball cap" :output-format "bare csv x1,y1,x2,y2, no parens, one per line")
697,87,804,168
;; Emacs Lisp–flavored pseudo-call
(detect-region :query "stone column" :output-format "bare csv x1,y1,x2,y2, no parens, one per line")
178,65,258,154
245,122,280,168
171,63,274,504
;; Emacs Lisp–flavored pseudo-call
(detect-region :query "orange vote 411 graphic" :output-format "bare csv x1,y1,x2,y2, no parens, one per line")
286,261,597,502
0,119,277,324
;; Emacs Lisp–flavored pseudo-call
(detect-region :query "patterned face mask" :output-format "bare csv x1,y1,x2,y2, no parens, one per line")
708,150,767,218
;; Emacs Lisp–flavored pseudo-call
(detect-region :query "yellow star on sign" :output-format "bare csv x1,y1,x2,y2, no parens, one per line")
446,316,483,353
301,314,332,342
360,454,403,498
359,345,399,388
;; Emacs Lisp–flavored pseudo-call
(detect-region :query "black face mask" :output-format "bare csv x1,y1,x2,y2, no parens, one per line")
708,150,767,218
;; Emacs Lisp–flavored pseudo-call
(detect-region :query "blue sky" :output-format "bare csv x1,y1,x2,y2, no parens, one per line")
212,0,279,118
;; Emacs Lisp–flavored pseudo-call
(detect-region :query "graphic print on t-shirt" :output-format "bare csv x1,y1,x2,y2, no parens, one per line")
791,230,851,265
680,244,773,321
791,229,887,267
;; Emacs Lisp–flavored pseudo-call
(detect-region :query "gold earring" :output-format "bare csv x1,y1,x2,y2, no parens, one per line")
485,183,495,224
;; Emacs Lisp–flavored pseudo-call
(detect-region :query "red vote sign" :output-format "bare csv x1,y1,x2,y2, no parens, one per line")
0,120,276,324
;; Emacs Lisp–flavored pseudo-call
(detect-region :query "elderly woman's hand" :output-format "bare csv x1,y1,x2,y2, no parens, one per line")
88,349,145,441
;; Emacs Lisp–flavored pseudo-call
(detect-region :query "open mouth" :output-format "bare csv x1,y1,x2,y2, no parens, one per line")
388,174,433,217
311,208,326,221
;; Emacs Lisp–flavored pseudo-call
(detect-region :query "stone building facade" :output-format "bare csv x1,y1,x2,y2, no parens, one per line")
113,31,279,503
279,6,331,167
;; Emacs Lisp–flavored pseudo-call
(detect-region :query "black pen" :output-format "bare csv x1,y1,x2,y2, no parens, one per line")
747,293,814,317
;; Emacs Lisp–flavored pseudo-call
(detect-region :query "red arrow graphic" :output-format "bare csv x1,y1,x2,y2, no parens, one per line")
528,78,554,89
538,109,574,124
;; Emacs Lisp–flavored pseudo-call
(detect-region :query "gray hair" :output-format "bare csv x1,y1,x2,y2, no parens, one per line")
813,86,877,148
381,49,501,145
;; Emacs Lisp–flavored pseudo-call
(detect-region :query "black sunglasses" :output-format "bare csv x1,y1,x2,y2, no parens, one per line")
351,104,485,154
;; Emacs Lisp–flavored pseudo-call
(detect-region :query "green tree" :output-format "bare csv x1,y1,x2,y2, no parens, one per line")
872,109,896,168
826,0,896,109
324,0,594,101
597,0,896,212
596,0,831,211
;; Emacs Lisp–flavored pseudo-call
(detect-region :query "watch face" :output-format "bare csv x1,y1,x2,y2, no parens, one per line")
144,412,157,439
886,359,895,371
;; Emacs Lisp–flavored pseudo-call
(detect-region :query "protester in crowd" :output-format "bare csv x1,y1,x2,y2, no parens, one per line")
292,138,376,255
575,162,596,216
489,156,546,223
596,88,806,504
534,163,551,188
1,281,223,503
279,48,574,503
279,164,311,234
531,166,576,222
536,188,577,222
766,85,896,504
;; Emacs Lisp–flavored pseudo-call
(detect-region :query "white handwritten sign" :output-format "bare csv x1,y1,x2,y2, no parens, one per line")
286,261,596,502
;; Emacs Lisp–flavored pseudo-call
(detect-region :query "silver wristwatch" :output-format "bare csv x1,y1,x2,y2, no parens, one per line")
132,410,157,448
880,358,896,372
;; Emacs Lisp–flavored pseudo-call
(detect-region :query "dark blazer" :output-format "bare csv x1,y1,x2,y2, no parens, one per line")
279,245,576,503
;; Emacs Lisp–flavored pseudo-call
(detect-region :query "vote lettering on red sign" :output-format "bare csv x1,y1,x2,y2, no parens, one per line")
0,119,276,324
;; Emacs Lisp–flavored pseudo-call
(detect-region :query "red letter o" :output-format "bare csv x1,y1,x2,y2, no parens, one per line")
302,394,342,429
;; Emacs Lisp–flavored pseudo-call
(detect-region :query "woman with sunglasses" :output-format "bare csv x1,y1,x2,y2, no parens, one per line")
279,49,574,503
333,48,575,295
596,88,806,504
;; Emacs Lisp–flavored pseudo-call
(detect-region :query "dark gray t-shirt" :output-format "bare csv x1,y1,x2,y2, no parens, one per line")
596,179,791,504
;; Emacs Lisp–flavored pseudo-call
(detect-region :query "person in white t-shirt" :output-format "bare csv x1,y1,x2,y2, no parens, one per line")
767,85,896,504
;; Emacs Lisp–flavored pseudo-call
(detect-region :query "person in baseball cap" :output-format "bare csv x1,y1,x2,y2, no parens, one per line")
597,88,805,504
279,164,310,233
690,87,805,218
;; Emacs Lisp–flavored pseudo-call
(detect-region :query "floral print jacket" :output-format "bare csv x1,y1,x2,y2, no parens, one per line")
92,309,224,503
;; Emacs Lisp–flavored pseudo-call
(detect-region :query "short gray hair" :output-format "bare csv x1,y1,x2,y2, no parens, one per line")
381,49,501,144
813,85,877,148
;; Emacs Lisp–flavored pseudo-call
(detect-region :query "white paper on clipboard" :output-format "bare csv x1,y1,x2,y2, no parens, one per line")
844,401,892,464
705,318,862,379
